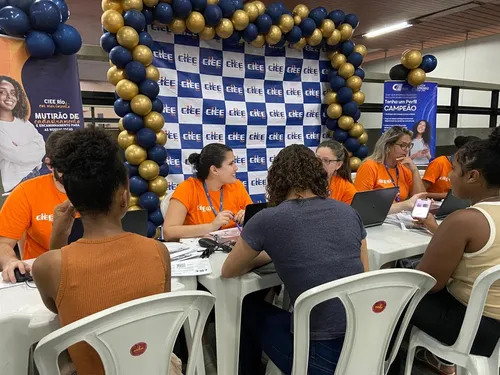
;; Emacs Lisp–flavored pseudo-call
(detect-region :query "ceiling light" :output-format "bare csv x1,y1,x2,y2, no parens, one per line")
363,22,413,38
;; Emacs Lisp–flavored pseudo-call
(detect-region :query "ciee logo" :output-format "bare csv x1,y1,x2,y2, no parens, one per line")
166,156,180,166
249,155,266,165
168,181,179,191
392,84,404,92
251,177,267,186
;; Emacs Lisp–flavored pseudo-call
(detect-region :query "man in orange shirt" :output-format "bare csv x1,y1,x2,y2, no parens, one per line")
0,130,70,282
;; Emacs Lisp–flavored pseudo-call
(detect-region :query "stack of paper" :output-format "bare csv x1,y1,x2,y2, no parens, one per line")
163,242,212,277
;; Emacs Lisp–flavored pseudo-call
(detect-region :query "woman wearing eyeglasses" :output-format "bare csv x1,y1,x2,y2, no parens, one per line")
316,140,357,205
354,126,426,214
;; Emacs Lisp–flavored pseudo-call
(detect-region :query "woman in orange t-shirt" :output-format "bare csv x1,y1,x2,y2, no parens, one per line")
316,140,357,205
163,143,253,240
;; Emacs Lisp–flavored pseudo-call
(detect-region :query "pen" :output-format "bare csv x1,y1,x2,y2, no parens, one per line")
232,213,242,232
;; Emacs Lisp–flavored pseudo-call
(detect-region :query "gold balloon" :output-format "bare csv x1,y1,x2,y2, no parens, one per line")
131,94,152,116
320,19,335,38
101,10,124,34
350,157,362,172
139,160,160,180
293,15,301,25
206,0,218,4
348,151,353,158
123,0,143,11
154,227,161,239
149,176,168,196
408,68,426,87
117,26,139,50
253,1,265,15
401,49,423,70
143,0,159,6
327,51,337,60
232,9,249,31
132,45,153,66
293,4,309,18
145,64,160,82
327,103,342,119
293,37,306,50
107,66,126,85
354,44,367,57
116,79,139,101
339,23,353,42
169,18,186,34
243,3,259,22
216,18,234,39
265,25,282,45
324,91,337,105
199,26,216,40
306,28,322,46
125,144,147,165
338,115,354,130
352,91,365,105
102,0,123,12
128,205,142,211
279,14,294,33
118,118,124,131
159,194,167,201
339,63,355,79
330,53,346,69
156,131,167,146
118,130,136,149
129,195,139,206
347,76,363,92
358,132,368,145
326,29,341,46
187,11,206,33
349,123,364,138
250,34,265,47
144,111,165,132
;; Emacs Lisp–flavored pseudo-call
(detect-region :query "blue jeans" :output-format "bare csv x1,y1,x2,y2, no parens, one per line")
240,294,344,375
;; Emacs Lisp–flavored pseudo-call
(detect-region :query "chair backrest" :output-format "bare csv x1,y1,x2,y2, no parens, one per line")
160,191,175,218
291,269,436,375
453,264,500,354
34,291,215,375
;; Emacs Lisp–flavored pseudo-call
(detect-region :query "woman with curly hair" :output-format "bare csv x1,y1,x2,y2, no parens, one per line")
222,144,368,375
0,76,45,192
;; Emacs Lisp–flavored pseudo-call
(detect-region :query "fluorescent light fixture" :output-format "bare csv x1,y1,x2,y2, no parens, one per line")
363,22,413,38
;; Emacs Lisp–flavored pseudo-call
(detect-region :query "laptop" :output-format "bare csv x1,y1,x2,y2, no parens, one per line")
350,187,399,228
434,191,471,219
243,203,268,227
68,209,149,244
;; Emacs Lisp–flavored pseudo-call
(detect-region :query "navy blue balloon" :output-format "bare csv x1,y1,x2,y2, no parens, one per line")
139,31,153,48
172,0,192,19
327,9,345,25
51,24,82,55
124,10,146,32
122,113,144,133
154,3,173,24
232,0,243,10
29,0,61,33
152,98,163,113
140,79,160,100
336,87,353,104
266,3,281,24
146,221,156,238
100,32,118,53
48,0,67,22
159,162,169,177
125,61,146,84
191,0,206,12
329,75,346,92
0,6,30,36
299,17,315,37
347,52,363,68
140,192,160,212
328,69,338,80
109,46,133,68
136,127,157,149
26,31,54,58
243,23,258,42
148,145,167,164
286,25,301,43
142,7,153,25
114,98,131,117
0,26,5,35
344,137,360,153
114,91,120,100
343,101,358,117
275,35,286,47
317,7,327,17
256,14,272,33
345,13,359,28
217,0,234,18
340,41,354,56
334,128,348,143
226,30,241,45
0,0,7,7
204,4,222,26
125,161,138,177
353,110,361,122
326,118,338,131
149,208,164,226
7,0,34,13
129,176,148,195
309,8,325,27
354,67,365,80
420,54,438,73
355,145,368,159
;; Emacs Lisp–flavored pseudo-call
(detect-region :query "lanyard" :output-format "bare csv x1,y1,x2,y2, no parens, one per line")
203,181,223,217
384,165,401,202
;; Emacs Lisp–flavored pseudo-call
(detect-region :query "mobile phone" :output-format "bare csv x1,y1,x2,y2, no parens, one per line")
411,199,431,219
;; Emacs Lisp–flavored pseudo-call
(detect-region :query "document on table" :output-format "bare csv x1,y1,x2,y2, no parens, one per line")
385,213,431,234
0,277,25,290
163,242,212,276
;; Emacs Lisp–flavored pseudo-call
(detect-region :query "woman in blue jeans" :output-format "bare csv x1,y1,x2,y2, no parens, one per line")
222,144,368,374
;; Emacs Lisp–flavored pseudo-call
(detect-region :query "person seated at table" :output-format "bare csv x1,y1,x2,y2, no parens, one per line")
221,144,367,375
408,127,500,375
354,126,426,214
163,143,253,240
316,140,357,205
31,128,178,375
422,135,480,201
0,130,70,283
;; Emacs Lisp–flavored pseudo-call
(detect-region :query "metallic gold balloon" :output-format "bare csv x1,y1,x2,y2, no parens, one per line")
320,19,335,38
116,79,139,100
131,94,153,116
279,14,294,33
358,132,368,145
348,123,364,138
169,18,186,34
353,44,367,57
327,51,337,60
143,0,159,6
232,9,249,31
132,45,153,66
265,25,282,45
338,63,355,79
216,18,234,39
123,0,143,11
118,130,136,149
109,59,114,67
128,205,142,211
306,28,322,46
326,29,341,45
107,66,126,85
352,91,365,106
187,11,206,33
250,34,265,47
117,26,139,50
154,227,161,239
401,49,423,70
145,64,160,82
293,37,306,50
338,115,354,130
243,3,259,22
293,4,309,18
199,26,216,40
156,130,167,146
102,0,123,12
101,10,124,34
118,118,124,131
144,111,165,131
159,194,167,201
349,156,362,172
330,53,346,69
125,144,147,165
149,176,168,195
129,195,139,206
207,0,218,4
347,76,363,92
327,103,342,119
407,68,426,87
339,23,353,42
139,160,160,180
348,151,353,157
324,91,337,105
253,1,265,15
293,15,301,25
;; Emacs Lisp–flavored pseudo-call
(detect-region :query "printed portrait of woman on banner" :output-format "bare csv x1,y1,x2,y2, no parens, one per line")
0,75,45,193
410,119,432,166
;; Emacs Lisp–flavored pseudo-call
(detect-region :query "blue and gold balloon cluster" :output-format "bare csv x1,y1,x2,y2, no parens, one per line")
389,49,438,87
0,0,82,59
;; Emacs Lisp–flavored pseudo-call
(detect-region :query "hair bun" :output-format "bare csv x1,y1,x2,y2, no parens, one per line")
188,152,201,166
488,127,500,149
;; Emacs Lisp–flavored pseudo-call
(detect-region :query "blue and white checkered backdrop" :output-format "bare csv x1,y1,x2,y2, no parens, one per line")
150,26,333,203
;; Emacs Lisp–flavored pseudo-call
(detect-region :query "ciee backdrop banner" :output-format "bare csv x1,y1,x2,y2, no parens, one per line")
150,26,333,203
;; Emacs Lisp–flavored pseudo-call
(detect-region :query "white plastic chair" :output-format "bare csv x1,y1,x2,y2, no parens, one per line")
265,269,436,375
34,291,215,375
405,264,500,375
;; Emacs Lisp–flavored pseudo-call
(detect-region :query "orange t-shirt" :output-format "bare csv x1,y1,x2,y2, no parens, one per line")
329,175,357,205
0,174,67,259
172,177,253,229
422,156,452,194
354,159,414,202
